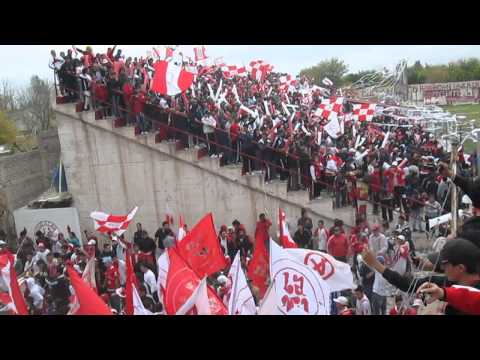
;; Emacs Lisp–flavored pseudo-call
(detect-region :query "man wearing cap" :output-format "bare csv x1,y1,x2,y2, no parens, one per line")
333,296,354,315
362,238,480,315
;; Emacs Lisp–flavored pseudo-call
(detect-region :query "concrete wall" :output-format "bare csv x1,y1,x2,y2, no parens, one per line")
0,129,60,238
54,103,340,240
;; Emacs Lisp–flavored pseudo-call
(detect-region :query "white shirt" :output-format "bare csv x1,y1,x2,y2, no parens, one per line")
373,270,389,297
355,295,371,315
317,228,328,251
144,269,158,296
326,159,337,172
202,115,216,134
369,233,387,255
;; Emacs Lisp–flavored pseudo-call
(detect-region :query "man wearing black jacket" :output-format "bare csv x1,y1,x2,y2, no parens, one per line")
361,238,480,315
155,221,174,250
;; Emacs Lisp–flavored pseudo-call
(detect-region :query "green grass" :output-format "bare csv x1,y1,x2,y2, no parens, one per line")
441,104,480,154
441,104,480,122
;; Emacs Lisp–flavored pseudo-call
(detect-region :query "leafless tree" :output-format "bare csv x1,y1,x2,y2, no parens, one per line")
16,76,55,132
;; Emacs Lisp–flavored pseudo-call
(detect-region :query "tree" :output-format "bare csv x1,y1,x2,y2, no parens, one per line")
16,76,54,132
300,58,348,87
0,80,17,113
0,111,17,145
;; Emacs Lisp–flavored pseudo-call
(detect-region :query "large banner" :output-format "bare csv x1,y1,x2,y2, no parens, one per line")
13,207,82,241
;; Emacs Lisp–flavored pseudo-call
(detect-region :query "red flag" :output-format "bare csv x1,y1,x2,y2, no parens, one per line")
125,251,137,316
279,208,298,248
67,265,112,315
247,226,270,299
177,213,228,278
0,252,28,315
165,248,227,315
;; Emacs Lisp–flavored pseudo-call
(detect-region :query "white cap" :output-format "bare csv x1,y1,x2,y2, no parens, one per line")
462,195,472,205
392,161,398,167
0,240,6,246
333,296,349,306
217,275,228,285
398,235,406,241
87,240,96,246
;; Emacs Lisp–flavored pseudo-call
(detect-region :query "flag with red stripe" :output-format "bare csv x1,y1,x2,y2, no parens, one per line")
0,252,29,315
279,208,297,248
151,60,194,96
194,46,208,62
90,206,138,236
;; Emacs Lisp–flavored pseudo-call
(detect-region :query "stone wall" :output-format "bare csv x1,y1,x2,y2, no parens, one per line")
408,80,480,105
0,130,60,238
54,103,341,240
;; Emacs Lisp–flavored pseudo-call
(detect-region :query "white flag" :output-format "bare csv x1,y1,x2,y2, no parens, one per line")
269,241,330,315
324,115,342,139
133,286,153,315
157,252,169,303
227,253,257,315
285,249,355,292
257,282,282,315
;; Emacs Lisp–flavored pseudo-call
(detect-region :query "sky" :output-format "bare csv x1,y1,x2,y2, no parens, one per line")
1,45,480,88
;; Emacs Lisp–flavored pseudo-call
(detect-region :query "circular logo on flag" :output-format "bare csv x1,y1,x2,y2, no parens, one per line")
304,252,336,281
271,258,329,315
34,220,60,240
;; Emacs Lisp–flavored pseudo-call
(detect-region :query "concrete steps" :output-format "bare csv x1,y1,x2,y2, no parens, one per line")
54,101,342,224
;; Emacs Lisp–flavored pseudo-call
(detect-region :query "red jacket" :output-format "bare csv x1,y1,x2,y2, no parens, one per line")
350,234,368,255
132,92,146,114
327,234,349,257
444,286,480,315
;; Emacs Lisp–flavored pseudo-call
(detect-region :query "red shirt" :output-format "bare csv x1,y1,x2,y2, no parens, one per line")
105,265,119,291
132,92,146,114
327,234,349,257
230,122,241,143
122,83,134,106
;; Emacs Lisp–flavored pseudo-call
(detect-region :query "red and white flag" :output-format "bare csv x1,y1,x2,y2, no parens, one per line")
279,74,297,92
66,265,112,315
177,215,187,242
315,96,344,120
176,277,211,315
222,65,248,78
0,252,28,315
248,60,273,82
151,60,194,96
285,249,354,292
177,213,228,278
352,103,377,122
164,248,227,315
269,241,330,315
194,46,208,62
227,252,257,315
124,251,152,315
82,257,97,293
90,206,138,236
279,208,297,249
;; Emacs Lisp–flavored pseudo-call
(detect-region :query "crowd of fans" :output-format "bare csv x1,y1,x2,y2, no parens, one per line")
50,46,476,233
2,45,474,315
